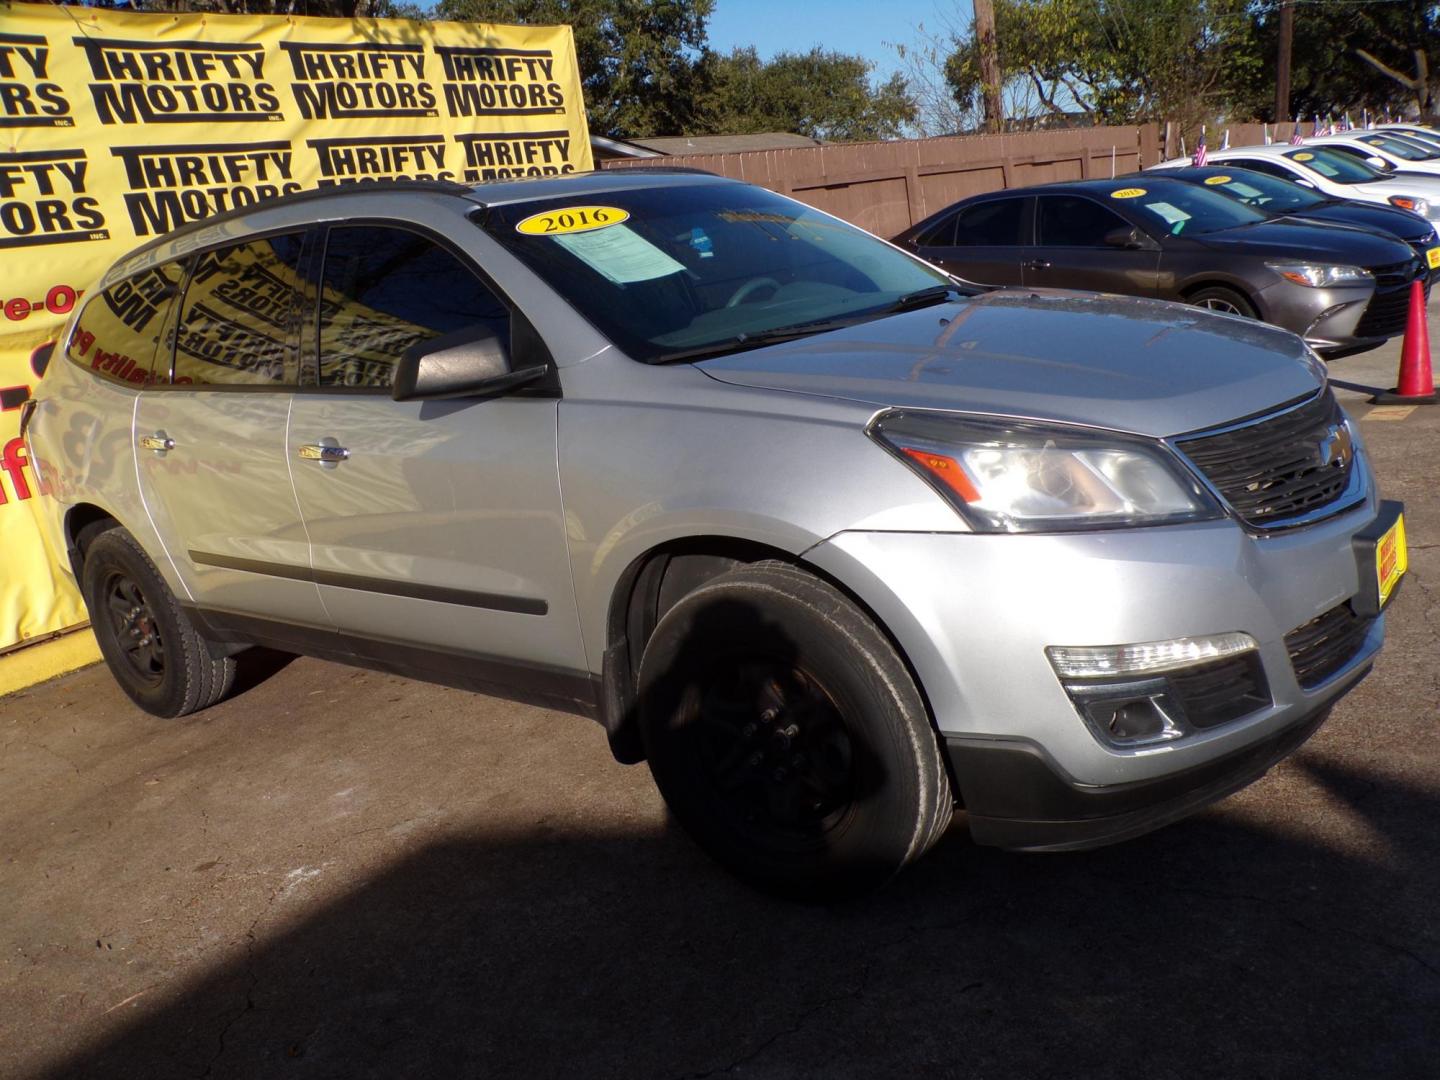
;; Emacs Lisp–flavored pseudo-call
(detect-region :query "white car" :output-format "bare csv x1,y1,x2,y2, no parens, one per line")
1306,132,1440,177
1375,125,1440,152
1151,144,1440,225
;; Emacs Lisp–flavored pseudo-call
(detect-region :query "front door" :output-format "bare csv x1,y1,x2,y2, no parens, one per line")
134,231,331,639
1025,195,1162,296
287,223,589,702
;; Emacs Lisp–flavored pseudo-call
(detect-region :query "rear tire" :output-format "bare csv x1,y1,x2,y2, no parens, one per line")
637,562,952,900
1189,285,1257,319
81,526,235,718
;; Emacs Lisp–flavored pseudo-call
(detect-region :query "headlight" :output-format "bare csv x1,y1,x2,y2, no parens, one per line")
1266,262,1373,288
869,412,1219,533
1387,194,1432,218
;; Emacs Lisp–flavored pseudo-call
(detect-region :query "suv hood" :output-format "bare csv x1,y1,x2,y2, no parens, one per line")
698,290,1322,438
1194,218,1415,264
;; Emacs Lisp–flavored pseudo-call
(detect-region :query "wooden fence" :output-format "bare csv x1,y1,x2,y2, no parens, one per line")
1162,121,1308,159
602,125,1162,239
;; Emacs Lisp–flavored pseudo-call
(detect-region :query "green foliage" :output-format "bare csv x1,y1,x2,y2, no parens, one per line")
437,0,714,138
943,0,1257,128
1232,0,1440,119
697,47,916,142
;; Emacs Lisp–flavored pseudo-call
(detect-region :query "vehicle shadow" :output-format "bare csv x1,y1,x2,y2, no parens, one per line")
31,752,1440,1080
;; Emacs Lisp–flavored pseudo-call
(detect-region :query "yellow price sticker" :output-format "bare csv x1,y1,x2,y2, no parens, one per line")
1427,247,1440,270
516,206,630,236
1293,152,1314,161
1204,175,1232,185
1110,187,1146,199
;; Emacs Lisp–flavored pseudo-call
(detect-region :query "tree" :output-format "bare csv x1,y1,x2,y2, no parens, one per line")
696,47,916,142
929,0,1256,132
437,0,713,138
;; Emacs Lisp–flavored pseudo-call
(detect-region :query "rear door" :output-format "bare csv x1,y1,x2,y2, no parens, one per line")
1026,194,1162,296
286,222,589,701
133,231,331,640
913,196,1029,286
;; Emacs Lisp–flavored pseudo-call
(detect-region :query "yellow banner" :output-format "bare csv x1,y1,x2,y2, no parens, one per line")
0,2,592,651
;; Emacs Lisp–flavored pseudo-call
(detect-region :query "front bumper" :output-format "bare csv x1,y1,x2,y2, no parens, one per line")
1256,278,1379,356
946,693,1345,851
805,484,1392,845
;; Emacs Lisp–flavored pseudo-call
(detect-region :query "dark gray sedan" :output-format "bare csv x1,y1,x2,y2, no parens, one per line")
895,177,1425,357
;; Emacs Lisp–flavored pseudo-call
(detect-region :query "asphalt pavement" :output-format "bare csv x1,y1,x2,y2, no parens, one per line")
2,321,1437,1080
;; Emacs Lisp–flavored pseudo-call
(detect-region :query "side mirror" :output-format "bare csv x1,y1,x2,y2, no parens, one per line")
391,325,548,402
1103,226,1146,250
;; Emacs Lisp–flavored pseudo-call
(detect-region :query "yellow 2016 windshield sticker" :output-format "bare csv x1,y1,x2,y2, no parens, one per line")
1204,175,1232,185
516,206,629,236
1110,187,1146,199
1293,152,1314,161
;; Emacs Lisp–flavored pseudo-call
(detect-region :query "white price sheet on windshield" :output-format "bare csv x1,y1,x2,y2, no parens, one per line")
554,225,687,284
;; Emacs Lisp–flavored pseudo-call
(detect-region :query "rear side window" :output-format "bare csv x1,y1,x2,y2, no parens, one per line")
954,199,1025,245
1226,159,1294,181
169,233,305,387
1037,196,1130,246
913,215,957,247
65,261,185,388
315,226,509,390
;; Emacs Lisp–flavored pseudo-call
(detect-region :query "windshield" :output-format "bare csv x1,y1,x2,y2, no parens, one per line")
1111,181,1266,236
1359,133,1440,161
1193,169,1324,213
480,182,952,363
1283,147,1383,184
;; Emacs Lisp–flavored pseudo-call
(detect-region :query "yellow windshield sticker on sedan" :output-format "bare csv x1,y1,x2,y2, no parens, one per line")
1110,188,1146,199
1204,175,1232,185
516,206,630,236
1293,152,1314,161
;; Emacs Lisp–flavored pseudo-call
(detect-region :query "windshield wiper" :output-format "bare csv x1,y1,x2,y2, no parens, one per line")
653,317,864,364
879,284,959,313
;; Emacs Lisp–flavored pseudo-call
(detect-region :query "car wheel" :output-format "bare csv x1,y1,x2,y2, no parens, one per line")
81,526,235,718
1189,286,1257,319
637,561,953,900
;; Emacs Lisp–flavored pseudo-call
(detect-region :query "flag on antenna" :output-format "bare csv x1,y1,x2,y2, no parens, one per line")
1221,128,1230,151
1291,116,1304,145
1192,126,1207,166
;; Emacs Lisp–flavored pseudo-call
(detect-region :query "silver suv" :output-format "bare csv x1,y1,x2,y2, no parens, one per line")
25,172,1407,899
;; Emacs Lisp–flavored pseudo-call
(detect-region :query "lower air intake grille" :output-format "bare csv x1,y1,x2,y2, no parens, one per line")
1285,603,1374,689
1170,652,1272,729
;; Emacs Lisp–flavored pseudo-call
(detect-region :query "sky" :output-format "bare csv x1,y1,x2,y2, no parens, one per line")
706,0,971,83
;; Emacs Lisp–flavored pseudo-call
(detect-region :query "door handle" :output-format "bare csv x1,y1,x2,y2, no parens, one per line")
1023,259,1052,270
139,432,175,453
298,443,350,465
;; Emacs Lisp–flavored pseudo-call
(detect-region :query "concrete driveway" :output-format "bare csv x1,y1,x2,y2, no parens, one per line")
3,334,1437,1080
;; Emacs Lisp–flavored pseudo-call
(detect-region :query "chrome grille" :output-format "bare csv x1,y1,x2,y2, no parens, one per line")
1175,391,1355,528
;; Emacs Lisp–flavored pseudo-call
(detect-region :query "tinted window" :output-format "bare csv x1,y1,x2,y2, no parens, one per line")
1360,133,1439,161
1037,196,1130,246
65,260,185,388
913,215,957,247
1198,169,1323,212
172,234,305,387
314,227,509,390
1227,158,1299,181
1112,182,1265,236
954,199,1025,245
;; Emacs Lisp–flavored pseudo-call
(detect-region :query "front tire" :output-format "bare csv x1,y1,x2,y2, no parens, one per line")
81,526,235,718
637,562,952,900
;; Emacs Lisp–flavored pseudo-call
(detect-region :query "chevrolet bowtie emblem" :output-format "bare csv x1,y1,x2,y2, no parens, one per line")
1317,422,1354,470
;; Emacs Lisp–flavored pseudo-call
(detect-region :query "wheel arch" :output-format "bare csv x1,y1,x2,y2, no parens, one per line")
63,502,122,578
1178,277,1265,318
599,535,949,791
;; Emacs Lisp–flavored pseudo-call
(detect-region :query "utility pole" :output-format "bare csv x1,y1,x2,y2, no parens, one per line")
974,0,1004,134
1275,0,1293,123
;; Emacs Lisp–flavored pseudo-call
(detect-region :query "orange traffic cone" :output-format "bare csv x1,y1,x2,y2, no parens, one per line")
1372,279,1437,404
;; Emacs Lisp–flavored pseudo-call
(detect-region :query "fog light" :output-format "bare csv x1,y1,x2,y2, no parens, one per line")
1048,633,1263,749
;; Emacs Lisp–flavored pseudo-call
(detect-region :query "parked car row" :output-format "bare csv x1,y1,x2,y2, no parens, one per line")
895,136,1440,358
24,149,1412,898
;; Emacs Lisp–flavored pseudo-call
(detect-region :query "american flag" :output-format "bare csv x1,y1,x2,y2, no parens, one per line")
1291,116,1304,145
1192,127,1207,166
1312,115,1323,138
